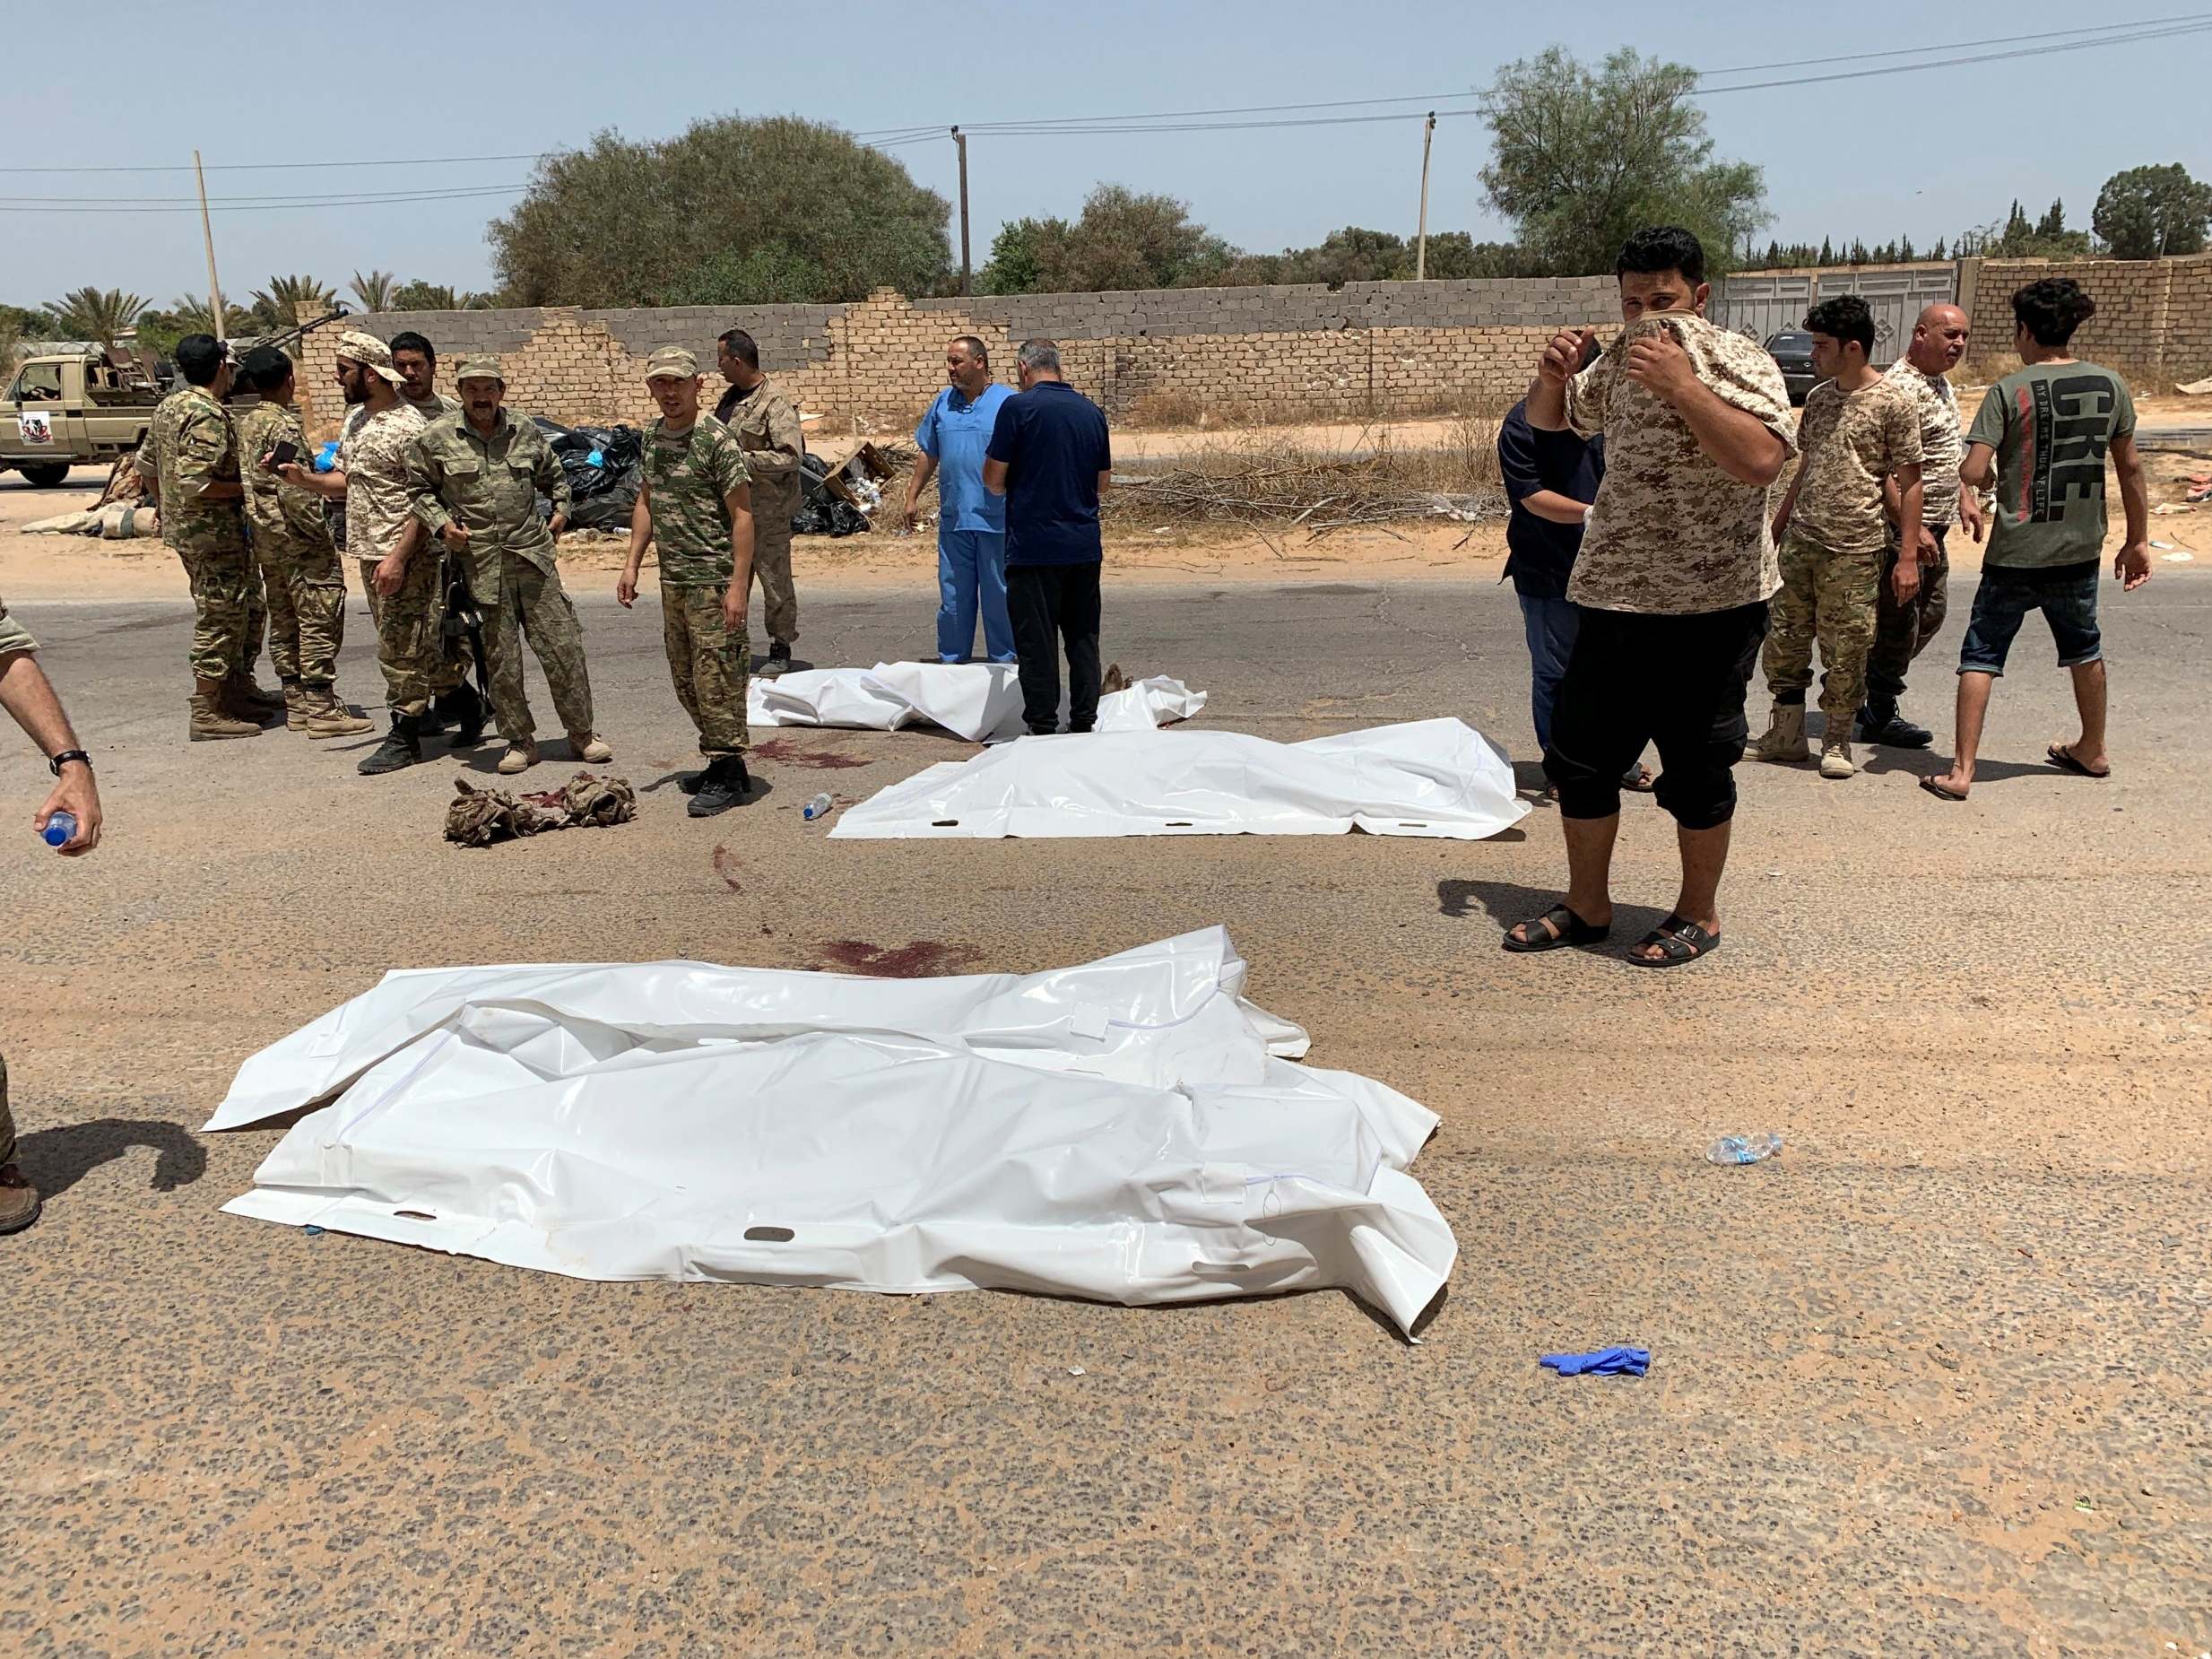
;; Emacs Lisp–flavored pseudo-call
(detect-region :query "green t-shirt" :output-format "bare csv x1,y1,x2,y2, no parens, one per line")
644,415,752,586
1967,361,2135,569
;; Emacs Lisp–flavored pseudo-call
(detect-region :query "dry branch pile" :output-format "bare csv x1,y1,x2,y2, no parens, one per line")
1104,426,1508,536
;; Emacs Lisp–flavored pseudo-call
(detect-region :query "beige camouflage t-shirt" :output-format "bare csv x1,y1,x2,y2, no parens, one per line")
339,402,429,561
1565,313,1798,614
1881,357,1962,527
1789,378,1923,554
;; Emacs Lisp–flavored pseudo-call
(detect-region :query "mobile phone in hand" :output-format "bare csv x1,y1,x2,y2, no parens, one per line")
267,440,299,469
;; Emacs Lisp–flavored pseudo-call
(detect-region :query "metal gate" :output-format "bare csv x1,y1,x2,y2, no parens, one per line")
1713,265,1957,367
1711,274,1812,349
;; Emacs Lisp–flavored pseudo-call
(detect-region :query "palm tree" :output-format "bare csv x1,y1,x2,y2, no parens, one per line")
46,286,150,348
169,293,247,337
392,280,459,311
247,274,336,333
350,268,396,311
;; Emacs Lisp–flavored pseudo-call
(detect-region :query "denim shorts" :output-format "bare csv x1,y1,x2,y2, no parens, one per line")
1956,562,2102,677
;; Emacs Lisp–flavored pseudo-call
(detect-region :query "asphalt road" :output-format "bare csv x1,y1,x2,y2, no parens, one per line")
4,574,2208,1656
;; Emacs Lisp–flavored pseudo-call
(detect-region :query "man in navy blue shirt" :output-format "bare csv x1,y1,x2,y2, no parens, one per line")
984,340,1113,734
1497,376,1652,795
902,335,1017,664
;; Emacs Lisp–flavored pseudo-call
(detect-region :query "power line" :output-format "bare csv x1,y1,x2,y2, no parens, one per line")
1697,19,2212,93
0,186,525,214
0,152,551,176
0,182,530,205
1694,11,2211,76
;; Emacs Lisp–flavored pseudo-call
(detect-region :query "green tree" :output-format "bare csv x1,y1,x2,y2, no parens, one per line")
979,217,1067,294
2093,163,2212,258
1991,197,2091,258
490,115,950,306
350,269,396,311
1478,46,1768,276
1058,185,1235,291
43,287,150,348
247,274,336,334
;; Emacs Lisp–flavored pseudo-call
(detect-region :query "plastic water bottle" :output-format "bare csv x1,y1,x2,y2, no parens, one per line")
41,811,75,848
802,792,835,821
1706,1133,1783,1166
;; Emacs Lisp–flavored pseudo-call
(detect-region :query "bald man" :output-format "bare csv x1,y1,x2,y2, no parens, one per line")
1860,304,1985,747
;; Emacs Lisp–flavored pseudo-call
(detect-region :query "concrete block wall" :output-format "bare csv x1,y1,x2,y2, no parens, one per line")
299,276,1621,432
1966,254,2212,378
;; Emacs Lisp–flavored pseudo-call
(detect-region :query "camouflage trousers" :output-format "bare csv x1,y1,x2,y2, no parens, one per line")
176,540,257,682
360,556,463,708
480,560,596,744
1765,531,1881,732
661,583,750,756
256,533,347,686
750,519,798,647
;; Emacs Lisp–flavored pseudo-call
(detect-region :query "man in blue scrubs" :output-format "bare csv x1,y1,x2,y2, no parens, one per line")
902,336,1016,663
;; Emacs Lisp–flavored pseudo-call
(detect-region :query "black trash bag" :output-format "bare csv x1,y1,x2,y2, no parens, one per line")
792,452,872,537
550,424,643,505
566,462,642,532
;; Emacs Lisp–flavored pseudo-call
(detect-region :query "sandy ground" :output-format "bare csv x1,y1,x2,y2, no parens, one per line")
1,494,2208,1654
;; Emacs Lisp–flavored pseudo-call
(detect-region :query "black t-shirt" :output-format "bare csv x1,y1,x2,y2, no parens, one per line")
985,381,1113,568
1497,400,1604,601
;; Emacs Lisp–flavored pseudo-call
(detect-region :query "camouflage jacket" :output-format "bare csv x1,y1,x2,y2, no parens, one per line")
403,391,455,422
339,402,429,563
1882,358,1964,527
714,378,805,517
1565,312,1797,615
406,406,570,597
644,415,752,586
234,401,337,553
138,385,246,555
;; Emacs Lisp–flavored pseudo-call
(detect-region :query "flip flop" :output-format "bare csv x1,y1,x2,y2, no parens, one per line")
1621,766,1657,794
2047,743,2110,779
1624,915,1720,968
1919,775,1968,802
1502,902,1609,953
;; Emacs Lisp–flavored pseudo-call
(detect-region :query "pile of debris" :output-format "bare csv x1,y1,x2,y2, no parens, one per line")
445,772,637,847
796,442,905,537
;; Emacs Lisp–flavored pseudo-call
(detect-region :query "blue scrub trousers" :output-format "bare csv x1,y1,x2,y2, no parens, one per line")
937,528,1016,664
1519,593,1580,751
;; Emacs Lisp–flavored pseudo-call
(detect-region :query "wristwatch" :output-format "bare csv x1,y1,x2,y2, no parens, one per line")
48,749,91,776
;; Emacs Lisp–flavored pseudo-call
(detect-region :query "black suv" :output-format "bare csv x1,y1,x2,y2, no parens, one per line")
1765,331,1817,405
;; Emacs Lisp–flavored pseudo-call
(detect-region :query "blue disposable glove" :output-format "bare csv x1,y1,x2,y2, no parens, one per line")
1540,1345,1650,1377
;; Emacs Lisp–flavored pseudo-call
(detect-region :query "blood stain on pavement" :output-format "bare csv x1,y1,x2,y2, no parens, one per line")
752,737,872,769
814,939,983,977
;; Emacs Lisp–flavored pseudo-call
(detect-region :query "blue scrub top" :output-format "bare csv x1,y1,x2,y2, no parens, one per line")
915,382,1013,534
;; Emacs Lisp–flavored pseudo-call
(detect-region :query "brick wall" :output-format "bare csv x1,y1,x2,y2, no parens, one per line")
1964,254,2212,378
297,277,1620,435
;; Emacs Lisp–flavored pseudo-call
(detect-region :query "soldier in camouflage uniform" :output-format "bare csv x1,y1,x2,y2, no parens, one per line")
0,591,104,1234
280,330,483,773
135,334,272,740
233,346,374,738
407,355,612,775
618,347,758,817
391,332,455,423
714,328,804,675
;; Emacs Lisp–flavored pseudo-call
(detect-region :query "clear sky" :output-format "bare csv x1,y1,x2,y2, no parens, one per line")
8,0,2208,308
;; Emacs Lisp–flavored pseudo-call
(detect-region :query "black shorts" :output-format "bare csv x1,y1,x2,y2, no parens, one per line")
1544,601,1770,830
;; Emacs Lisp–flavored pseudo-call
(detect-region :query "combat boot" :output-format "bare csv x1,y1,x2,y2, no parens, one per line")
1819,741,1858,779
497,739,538,776
437,682,487,748
568,732,612,763
760,642,794,678
358,712,426,776
190,677,260,741
685,754,752,817
282,678,309,731
225,671,286,714
0,1162,39,1235
1856,698,1932,749
300,686,374,739
1747,703,1809,764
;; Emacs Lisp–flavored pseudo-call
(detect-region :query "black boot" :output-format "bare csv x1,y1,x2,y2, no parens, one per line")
437,682,487,748
1857,698,1931,749
759,642,794,679
685,754,751,817
358,712,425,776
676,769,706,795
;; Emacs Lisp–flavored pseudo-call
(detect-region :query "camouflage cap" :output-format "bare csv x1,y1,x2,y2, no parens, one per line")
334,329,404,385
453,353,505,383
644,346,699,381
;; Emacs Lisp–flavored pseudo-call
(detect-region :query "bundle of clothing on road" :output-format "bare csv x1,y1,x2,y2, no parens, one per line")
444,770,637,847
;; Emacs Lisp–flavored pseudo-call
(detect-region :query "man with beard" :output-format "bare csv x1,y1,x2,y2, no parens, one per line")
390,331,455,422
280,331,485,772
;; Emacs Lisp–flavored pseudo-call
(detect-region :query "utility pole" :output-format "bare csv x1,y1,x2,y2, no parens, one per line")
952,126,972,297
193,149,227,339
1414,113,1436,282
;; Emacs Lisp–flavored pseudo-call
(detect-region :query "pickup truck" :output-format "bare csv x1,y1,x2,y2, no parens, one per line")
2,311,350,486
0,349,167,485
